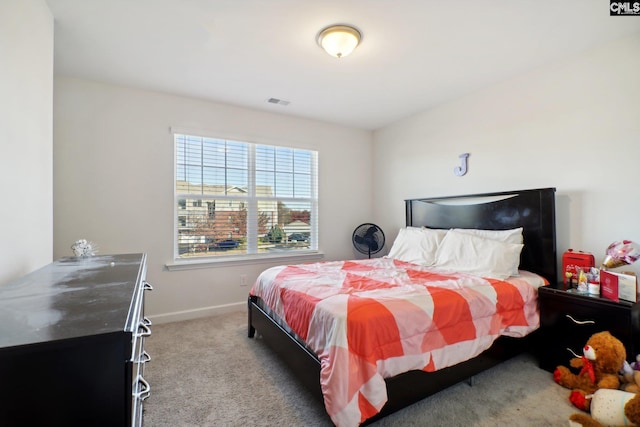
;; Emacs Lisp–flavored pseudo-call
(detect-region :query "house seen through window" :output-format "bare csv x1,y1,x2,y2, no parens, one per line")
174,133,318,259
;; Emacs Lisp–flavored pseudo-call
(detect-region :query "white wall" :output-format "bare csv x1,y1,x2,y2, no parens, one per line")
53,78,372,322
0,0,53,285
373,33,640,280
52,31,640,321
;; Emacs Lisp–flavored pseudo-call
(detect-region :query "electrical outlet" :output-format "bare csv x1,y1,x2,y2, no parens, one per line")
240,274,248,286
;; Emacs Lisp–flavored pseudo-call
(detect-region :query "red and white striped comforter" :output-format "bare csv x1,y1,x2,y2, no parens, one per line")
250,258,545,427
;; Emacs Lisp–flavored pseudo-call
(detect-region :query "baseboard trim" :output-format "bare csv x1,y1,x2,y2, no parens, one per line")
149,302,245,324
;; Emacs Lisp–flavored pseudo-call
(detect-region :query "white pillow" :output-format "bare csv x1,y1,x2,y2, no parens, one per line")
387,227,447,266
434,230,523,280
452,227,523,244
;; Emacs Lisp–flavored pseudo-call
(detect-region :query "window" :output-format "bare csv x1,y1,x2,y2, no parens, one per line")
174,133,318,260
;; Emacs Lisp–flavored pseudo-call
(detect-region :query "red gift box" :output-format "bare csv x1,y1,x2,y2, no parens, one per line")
562,249,595,288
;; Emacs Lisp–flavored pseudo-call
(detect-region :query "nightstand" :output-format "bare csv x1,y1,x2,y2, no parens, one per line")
538,285,640,372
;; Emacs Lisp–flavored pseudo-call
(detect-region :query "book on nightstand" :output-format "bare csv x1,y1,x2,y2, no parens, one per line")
601,270,638,303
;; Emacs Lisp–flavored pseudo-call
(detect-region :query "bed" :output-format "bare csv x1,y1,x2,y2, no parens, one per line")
248,187,557,426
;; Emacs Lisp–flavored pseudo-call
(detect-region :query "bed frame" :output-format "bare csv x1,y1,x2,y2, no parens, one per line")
248,187,557,425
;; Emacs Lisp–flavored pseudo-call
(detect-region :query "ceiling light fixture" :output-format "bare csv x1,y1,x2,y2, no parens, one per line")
317,25,361,58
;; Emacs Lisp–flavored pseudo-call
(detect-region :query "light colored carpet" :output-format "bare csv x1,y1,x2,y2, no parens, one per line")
143,310,578,426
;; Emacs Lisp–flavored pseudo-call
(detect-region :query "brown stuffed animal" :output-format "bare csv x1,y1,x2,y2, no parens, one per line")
554,331,626,411
620,355,640,393
622,371,640,393
568,389,640,426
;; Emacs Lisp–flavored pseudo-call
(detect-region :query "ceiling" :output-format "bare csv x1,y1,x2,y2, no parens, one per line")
46,0,640,131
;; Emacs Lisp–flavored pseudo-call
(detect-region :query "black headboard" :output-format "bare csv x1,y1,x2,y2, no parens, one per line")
405,188,557,284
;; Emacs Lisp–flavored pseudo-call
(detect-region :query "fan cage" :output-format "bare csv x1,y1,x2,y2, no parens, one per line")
352,223,385,258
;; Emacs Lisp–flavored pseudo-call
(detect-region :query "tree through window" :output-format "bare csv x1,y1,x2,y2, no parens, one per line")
174,133,318,258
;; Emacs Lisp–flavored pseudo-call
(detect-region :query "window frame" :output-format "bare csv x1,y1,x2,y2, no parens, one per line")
169,128,322,269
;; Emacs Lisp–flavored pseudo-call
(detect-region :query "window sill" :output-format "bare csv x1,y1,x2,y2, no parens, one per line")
165,251,325,271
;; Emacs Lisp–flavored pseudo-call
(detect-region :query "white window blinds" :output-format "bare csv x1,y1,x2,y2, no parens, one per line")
174,133,318,259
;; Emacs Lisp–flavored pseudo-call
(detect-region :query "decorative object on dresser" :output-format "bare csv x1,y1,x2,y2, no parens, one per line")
248,187,557,426
71,238,98,256
602,240,640,269
599,240,640,302
562,249,595,290
538,285,640,374
0,253,152,427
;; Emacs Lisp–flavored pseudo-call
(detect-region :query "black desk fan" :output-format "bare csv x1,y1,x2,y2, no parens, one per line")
352,223,385,258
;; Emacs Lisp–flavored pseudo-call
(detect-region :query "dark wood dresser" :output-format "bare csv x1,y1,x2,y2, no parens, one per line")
538,284,640,372
0,253,152,426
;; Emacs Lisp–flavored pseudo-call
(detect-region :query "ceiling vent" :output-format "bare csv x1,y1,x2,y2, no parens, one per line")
267,97,290,106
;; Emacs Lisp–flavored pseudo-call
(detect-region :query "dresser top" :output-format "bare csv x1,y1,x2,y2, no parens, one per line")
0,253,145,349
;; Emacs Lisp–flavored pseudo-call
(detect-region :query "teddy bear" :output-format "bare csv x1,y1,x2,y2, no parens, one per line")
554,331,627,411
620,355,640,393
567,388,640,427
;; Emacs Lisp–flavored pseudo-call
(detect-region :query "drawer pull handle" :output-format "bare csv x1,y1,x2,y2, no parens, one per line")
565,314,596,325
143,281,154,291
138,350,151,364
135,375,151,401
137,322,152,337
567,348,581,358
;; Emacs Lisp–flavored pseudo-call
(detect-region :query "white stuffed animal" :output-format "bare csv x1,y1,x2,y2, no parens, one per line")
568,388,640,427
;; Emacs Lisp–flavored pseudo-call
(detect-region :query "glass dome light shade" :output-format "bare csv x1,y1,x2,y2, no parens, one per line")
317,25,361,58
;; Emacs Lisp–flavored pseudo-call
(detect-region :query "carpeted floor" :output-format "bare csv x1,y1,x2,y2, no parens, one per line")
143,310,578,426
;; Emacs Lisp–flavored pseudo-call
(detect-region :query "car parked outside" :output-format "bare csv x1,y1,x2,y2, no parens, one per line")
209,239,239,250
288,233,309,242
